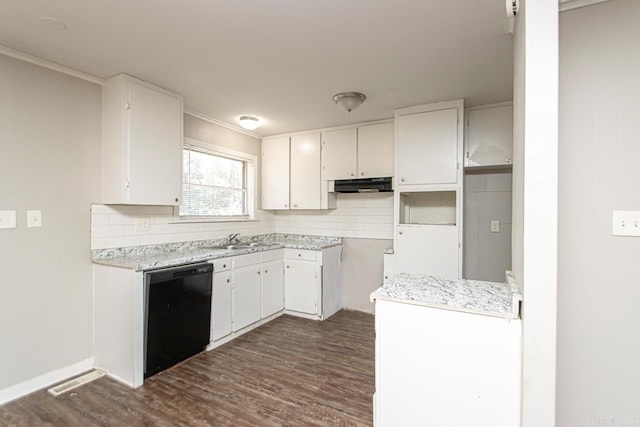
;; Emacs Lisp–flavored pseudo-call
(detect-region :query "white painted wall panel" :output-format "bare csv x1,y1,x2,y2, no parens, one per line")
558,1,640,425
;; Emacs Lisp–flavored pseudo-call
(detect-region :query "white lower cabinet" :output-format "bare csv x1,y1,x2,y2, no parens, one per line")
211,270,232,341
284,246,343,319
262,259,284,317
284,258,318,315
209,249,286,345
209,246,341,346
232,263,262,332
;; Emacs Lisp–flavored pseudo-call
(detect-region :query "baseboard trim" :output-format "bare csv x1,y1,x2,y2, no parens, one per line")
0,358,94,405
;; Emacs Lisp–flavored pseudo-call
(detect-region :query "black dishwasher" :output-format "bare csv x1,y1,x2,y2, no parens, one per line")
144,263,213,379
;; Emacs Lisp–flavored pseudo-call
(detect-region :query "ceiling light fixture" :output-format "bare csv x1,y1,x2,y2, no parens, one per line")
39,16,68,30
333,92,366,113
238,116,260,130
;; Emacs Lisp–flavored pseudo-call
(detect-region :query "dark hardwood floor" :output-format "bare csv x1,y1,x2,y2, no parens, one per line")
0,310,375,427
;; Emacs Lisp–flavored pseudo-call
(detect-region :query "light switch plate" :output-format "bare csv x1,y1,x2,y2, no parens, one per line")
490,220,501,233
135,217,150,232
0,210,17,229
27,210,42,228
612,210,640,237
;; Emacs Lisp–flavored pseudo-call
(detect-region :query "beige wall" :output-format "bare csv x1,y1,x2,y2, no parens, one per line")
558,1,640,425
341,238,392,313
0,55,101,390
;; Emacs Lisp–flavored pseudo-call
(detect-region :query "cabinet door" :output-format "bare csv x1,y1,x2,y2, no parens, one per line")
128,80,183,205
262,137,290,209
397,108,458,186
232,265,262,331
321,128,357,180
395,225,459,278
211,271,232,341
357,123,394,178
290,132,321,209
261,260,284,317
465,105,513,167
284,259,317,315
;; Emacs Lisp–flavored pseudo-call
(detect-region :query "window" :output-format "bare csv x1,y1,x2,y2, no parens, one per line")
180,138,255,219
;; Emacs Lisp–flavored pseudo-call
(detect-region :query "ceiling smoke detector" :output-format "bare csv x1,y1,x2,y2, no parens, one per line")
333,92,366,113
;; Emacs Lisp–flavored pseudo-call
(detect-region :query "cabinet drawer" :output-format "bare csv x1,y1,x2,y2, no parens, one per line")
261,248,284,262
211,257,232,272
284,248,317,262
233,253,262,268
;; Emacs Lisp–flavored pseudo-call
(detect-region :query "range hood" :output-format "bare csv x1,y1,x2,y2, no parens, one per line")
332,177,393,193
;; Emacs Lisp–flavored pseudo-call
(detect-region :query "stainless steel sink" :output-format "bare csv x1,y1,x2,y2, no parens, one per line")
205,244,252,250
248,242,271,247
204,242,272,251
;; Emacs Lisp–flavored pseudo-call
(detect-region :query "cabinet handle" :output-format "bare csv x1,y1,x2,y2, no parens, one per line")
361,172,364,176
226,278,230,283
284,204,288,208
506,158,512,163
399,231,404,235
384,275,388,279
264,269,268,274
286,265,290,269
223,264,227,268
350,173,354,176
258,271,261,275
298,253,301,257
294,204,298,208
401,178,406,182
175,197,179,203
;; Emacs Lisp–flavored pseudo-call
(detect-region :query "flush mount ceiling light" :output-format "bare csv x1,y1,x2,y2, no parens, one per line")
39,16,68,30
333,92,366,113
238,116,260,130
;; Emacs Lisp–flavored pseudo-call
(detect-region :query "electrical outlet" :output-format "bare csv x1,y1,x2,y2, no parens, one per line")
27,210,42,228
0,210,17,229
135,217,150,232
612,211,640,237
490,220,501,233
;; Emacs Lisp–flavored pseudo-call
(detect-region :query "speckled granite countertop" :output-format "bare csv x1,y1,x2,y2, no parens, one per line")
371,273,522,319
92,233,341,272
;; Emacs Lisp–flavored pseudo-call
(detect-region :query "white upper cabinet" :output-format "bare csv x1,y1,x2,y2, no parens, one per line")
465,103,513,168
320,123,393,181
357,122,394,178
321,128,357,180
290,132,321,209
262,136,290,210
102,74,183,205
395,100,463,188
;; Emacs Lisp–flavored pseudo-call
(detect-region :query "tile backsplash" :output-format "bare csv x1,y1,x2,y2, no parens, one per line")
90,193,394,249
272,193,393,240
90,205,275,249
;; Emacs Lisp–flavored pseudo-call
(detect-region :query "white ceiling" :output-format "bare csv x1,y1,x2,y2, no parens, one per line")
0,0,514,136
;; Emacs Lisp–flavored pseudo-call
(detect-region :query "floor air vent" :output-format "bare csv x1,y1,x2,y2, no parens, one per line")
48,370,105,396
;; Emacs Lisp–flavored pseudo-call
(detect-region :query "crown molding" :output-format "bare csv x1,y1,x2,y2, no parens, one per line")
0,44,104,85
184,110,262,139
559,0,610,12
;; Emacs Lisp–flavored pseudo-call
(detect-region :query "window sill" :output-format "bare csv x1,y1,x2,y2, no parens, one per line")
168,217,260,224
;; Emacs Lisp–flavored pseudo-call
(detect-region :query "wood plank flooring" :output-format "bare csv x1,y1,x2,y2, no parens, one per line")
0,310,375,427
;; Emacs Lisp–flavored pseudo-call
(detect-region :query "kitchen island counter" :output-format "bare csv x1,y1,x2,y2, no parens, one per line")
371,273,521,319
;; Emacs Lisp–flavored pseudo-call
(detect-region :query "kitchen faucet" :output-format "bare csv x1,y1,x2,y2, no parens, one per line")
227,233,240,244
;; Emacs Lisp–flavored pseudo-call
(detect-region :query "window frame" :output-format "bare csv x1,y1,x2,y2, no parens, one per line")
176,137,257,222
